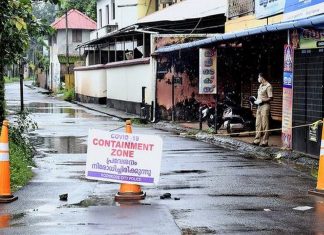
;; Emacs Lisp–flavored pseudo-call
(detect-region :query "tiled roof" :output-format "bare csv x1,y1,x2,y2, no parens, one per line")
51,9,97,30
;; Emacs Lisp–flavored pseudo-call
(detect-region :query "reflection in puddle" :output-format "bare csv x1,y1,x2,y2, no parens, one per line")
314,200,324,233
7,103,110,120
31,136,87,154
0,214,10,228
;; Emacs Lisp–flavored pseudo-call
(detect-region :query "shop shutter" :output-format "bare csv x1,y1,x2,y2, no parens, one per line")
293,49,324,157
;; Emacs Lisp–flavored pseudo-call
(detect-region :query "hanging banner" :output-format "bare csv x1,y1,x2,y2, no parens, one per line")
282,44,294,149
255,0,285,19
300,28,324,49
283,0,324,21
86,129,163,186
199,48,217,94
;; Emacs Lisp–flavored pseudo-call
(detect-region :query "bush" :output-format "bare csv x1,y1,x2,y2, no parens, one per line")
9,142,34,191
4,76,20,83
63,88,75,102
8,111,38,191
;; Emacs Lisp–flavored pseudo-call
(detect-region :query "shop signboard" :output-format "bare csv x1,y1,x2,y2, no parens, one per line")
86,129,163,186
255,0,285,19
282,44,294,149
199,48,217,94
300,28,324,49
283,0,324,21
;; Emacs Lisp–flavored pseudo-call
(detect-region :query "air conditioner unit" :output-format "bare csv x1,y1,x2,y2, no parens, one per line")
160,0,173,4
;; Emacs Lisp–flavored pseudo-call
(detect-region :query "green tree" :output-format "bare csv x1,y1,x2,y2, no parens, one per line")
0,0,60,124
58,0,97,21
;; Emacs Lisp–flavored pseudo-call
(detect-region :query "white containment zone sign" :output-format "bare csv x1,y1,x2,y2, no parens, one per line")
85,129,163,186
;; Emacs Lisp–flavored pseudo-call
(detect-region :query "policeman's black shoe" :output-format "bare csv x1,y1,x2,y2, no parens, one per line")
260,143,268,147
252,142,260,146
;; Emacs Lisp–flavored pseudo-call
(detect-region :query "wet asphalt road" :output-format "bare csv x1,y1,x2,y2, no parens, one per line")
1,82,324,234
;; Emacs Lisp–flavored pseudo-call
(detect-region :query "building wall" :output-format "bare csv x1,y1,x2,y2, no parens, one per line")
137,0,157,19
49,29,91,91
154,36,215,121
74,66,107,100
49,42,61,91
225,14,283,33
97,0,138,30
56,30,91,55
106,61,152,104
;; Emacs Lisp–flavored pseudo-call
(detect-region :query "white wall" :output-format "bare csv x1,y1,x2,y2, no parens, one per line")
56,29,91,55
49,43,61,91
75,68,107,98
106,63,152,103
97,0,138,30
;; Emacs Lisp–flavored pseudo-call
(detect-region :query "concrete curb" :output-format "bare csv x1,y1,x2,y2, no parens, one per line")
70,101,126,121
153,121,319,173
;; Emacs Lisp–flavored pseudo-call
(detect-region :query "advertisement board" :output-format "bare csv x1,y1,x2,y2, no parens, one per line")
255,0,285,19
300,28,324,49
86,129,163,186
283,0,324,21
199,48,217,94
281,44,294,149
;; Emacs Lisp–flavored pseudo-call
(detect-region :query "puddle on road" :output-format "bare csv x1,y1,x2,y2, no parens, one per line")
0,213,26,228
61,196,152,208
208,193,280,198
182,227,216,234
56,161,86,166
161,170,207,176
11,213,26,220
31,136,87,154
158,185,204,190
7,103,111,120
172,170,207,174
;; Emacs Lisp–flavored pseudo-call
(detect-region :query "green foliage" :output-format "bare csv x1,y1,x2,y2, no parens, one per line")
9,111,38,191
58,55,84,64
58,0,97,20
9,142,34,192
36,51,50,70
9,111,38,157
63,88,75,101
0,0,61,124
32,1,56,25
4,76,21,83
311,167,318,179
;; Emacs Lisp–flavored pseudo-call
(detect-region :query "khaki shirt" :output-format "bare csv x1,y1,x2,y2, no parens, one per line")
257,82,273,101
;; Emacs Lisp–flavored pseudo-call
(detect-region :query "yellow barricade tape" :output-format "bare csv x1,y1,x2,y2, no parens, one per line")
159,119,324,137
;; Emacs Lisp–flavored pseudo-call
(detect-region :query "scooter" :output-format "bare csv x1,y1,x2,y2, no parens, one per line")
201,92,255,134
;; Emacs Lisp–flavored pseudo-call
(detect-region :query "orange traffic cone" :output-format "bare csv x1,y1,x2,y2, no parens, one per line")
115,120,146,201
0,120,18,203
309,119,324,196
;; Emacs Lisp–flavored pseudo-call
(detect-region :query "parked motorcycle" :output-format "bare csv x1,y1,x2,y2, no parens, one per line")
201,92,255,134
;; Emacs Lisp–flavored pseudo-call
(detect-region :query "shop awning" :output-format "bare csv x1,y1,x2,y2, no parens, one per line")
154,14,324,53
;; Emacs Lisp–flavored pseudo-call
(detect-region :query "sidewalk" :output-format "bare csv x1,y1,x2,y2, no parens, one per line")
179,121,282,147
153,121,319,174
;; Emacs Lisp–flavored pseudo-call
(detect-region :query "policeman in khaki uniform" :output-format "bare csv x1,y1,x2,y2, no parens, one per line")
253,73,273,147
